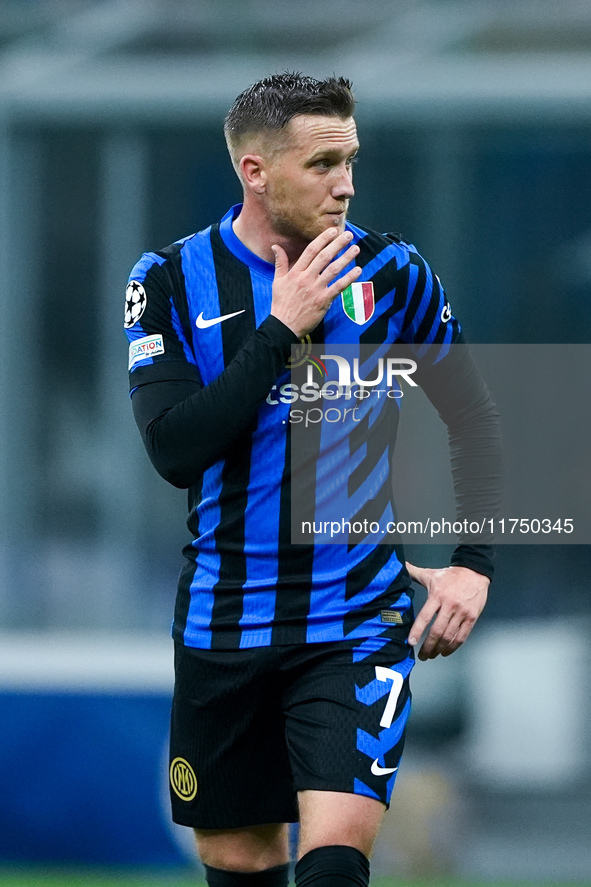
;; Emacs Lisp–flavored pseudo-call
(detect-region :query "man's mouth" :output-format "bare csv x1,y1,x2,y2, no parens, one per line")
325,208,346,218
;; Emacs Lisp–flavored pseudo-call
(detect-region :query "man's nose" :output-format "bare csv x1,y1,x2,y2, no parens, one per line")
332,164,355,199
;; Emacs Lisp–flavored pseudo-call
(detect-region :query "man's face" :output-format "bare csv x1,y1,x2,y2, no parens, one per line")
262,114,359,244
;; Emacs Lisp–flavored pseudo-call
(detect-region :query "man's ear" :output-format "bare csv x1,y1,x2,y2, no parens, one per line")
239,154,267,194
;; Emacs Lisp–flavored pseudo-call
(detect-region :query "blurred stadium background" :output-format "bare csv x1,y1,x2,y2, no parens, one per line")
0,0,590,883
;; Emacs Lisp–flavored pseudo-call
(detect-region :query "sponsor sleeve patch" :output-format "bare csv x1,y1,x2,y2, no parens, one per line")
128,334,165,370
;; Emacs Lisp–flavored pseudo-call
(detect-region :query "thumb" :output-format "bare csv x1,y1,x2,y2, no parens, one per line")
271,243,289,277
405,561,428,586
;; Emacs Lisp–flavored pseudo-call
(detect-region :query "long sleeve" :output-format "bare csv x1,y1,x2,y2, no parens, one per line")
414,343,503,579
131,315,297,488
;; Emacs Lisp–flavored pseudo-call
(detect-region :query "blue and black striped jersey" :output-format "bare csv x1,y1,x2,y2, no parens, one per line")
125,204,465,651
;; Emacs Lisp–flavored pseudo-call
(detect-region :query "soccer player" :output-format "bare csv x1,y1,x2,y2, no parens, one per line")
124,74,499,887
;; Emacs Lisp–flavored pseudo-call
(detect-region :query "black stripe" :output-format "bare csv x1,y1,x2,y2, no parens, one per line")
347,400,394,497
401,254,428,338
354,229,386,270
432,319,447,344
414,260,441,343
211,225,258,359
432,286,454,345
357,241,410,346
347,483,393,547
271,378,318,646
354,229,401,271
174,481,205,641
208,225,257,649
158,242,195,351
309,317,326,347
270,319,326,644
186,482,203,540
173,566,194,642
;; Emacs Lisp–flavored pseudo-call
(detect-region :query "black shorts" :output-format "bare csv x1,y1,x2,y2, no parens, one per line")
169,618,414,830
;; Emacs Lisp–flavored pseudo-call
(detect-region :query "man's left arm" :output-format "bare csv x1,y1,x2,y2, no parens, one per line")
407,341,502,660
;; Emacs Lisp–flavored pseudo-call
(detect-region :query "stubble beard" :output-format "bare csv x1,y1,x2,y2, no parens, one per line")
269,203,349,247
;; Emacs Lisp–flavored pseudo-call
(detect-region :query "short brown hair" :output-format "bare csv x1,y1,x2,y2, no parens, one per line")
224,72,355,170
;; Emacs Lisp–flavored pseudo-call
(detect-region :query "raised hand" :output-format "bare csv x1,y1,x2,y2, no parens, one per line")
270,227,361,338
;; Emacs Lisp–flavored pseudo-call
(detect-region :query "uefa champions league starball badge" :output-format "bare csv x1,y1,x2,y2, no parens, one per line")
124,280,147,328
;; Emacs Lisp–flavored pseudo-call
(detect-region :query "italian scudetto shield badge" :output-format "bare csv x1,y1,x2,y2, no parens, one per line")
341,281,375,324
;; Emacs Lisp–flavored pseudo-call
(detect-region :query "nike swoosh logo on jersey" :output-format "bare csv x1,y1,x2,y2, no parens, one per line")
371,760,398,777
196,309,246,329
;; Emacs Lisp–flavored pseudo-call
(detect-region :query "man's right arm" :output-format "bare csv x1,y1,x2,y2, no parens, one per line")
131,316,296,488
130,227,361,488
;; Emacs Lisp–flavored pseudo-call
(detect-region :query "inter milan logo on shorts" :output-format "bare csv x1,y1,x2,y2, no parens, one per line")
170,757,198,801
124,280,147,329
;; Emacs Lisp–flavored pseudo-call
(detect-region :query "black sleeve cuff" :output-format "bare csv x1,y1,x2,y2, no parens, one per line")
258,314,300,348
450,544,495,581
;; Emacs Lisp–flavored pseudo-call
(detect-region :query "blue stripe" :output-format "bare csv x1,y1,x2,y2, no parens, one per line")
237,268,282,647
239,627,273,649
180,234,225,385
356,685,412,803
125,326,150,344
127,251,166,283
356,697,412,760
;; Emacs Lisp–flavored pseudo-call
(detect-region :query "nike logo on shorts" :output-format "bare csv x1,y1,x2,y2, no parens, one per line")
371,760,398,776
196,309,246,329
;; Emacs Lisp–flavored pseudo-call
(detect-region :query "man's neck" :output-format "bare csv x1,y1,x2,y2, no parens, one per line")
232,201,305,268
